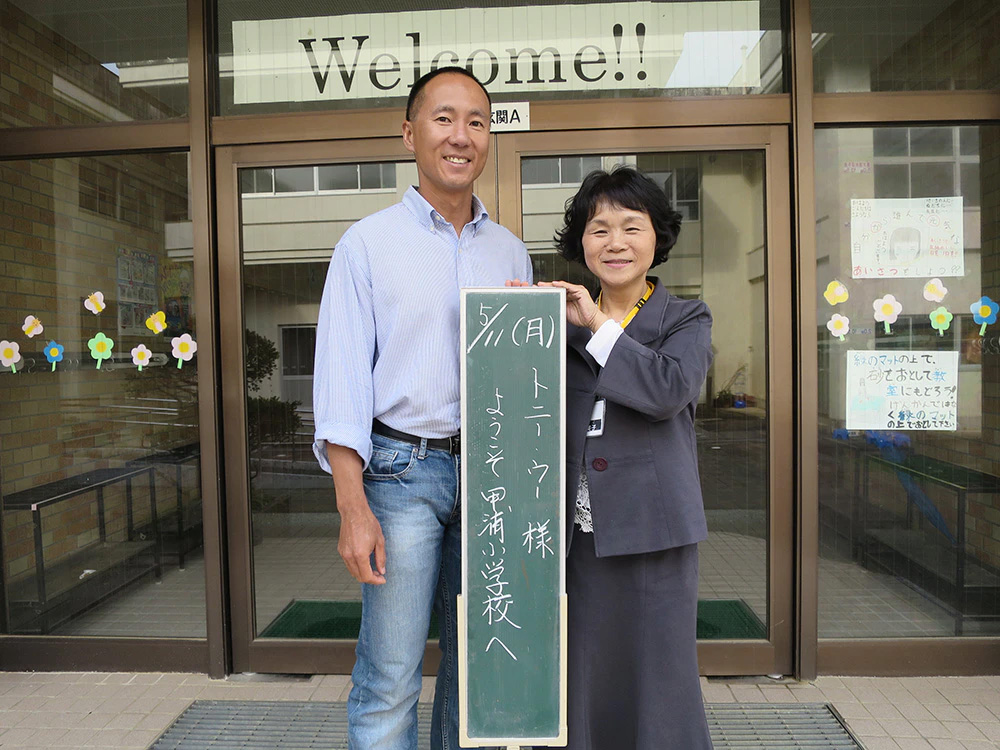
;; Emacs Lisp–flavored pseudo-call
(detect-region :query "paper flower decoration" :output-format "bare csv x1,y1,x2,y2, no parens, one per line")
0,340,21,373
44,341,64,371
21,315,43,338
928,307,953,337
171,334,197,369
131,344,152,371
873,294,902,334
970,296,998,336
87,332,114,369
145,311,167,334
84,291,106,315
923,278,948,303
826,313,850,341
823,280,849,306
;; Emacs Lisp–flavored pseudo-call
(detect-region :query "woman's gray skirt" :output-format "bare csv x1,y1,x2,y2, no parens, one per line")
566,532,713,750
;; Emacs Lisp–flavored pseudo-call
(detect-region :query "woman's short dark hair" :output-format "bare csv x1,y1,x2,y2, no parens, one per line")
554,166,682,268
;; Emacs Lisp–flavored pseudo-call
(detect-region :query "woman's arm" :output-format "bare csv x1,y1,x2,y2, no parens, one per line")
596,300,713,422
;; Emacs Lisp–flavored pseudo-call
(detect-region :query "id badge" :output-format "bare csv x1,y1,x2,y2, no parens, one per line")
587,399,606,437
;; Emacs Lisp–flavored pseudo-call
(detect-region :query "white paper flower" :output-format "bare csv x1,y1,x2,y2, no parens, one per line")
1,340,22,372
922,278,947,303
826,313,850,341
873,294,903,334
84,291,106,315
21,315,43,338
171,334,197,369
131,344,153,371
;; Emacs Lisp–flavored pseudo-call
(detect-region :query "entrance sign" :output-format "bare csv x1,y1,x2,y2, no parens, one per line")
845,350,959,431
233,2,761,104
850,197,965,279
459,288,567,747
491,102,530,132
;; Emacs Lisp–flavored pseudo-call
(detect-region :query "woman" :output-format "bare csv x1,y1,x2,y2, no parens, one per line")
544,166,714,749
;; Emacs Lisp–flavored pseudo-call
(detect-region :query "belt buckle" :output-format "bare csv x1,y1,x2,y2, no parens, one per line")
449,434,461,455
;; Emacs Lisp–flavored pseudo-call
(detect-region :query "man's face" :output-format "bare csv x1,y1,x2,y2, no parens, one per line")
402,73,490,200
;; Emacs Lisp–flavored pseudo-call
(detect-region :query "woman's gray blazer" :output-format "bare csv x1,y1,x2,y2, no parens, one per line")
565,279,713,557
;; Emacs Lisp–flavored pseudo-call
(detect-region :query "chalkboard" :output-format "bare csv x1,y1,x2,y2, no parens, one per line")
459,288,567,748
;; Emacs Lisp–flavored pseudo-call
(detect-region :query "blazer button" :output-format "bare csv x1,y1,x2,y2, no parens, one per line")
592,457,608,471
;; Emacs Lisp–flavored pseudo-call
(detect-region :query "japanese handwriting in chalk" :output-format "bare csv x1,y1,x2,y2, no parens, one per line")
467,302,557,352
481,558,521,629
522,519,553,558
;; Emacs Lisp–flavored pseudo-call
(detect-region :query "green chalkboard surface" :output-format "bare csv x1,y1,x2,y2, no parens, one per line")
459,288,567,747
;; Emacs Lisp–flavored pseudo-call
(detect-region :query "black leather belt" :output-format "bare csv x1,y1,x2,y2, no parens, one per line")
372,419,461,455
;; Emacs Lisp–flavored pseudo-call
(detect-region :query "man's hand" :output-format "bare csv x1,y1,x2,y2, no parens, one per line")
327,443,387,584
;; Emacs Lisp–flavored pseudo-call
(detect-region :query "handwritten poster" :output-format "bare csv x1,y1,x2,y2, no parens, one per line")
460,288,567,747
850,197,964,279
845,350,958,431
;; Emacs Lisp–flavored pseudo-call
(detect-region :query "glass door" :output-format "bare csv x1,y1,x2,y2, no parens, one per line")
496,126,794,675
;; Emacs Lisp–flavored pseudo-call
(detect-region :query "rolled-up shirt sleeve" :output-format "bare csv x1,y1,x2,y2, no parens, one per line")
312,232,377,472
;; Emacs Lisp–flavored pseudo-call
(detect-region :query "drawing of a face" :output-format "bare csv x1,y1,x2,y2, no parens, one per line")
889,226,921,264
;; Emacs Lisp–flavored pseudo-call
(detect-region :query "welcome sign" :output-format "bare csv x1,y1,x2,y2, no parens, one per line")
233,1,761,104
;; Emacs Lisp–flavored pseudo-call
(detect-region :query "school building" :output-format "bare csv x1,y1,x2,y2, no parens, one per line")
0,0,997,681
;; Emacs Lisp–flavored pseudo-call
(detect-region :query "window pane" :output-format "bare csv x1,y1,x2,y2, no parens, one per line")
814,125,1000,638
961,163,981,207
910,128,953,157
873,128,909,157
874,164,909,199
0,152,205,637
580,156,603,178
318,164,358,191
960,127,980,156
217,0,786,115
522,157,560,185
1,2,187,127
910,162,954,198
561,157,583,184
381,163,397,189
274,166,315,193
359,163,382,190
812,0,1000,92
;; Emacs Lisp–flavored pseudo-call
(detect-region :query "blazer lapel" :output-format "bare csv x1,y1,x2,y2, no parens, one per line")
567,323,599,378
625,279,669,345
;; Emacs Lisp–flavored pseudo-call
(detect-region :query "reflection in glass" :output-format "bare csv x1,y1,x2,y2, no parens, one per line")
522,151,770,639
1,1,188,127
812,0,1000,93
0,152,205,637
815,126,1000,637
242,161,416,639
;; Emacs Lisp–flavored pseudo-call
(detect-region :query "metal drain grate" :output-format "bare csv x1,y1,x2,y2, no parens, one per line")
150,701,862,749
707,704,863,748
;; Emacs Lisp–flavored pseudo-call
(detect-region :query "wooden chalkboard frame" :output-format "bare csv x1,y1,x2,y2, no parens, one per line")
458,287,568,748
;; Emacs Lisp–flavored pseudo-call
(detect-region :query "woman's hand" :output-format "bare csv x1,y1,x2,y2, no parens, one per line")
539,280,610,332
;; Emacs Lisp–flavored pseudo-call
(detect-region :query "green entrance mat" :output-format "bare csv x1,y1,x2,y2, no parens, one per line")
260,598,764,640
697,599,767,639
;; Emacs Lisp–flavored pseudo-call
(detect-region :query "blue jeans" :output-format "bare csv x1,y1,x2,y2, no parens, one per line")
348,432,461,750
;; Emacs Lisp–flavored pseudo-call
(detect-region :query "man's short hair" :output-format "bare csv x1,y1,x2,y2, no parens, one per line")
554,166,683,269
405,66,492,121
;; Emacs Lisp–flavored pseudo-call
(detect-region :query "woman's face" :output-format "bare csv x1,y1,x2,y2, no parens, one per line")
582,202,656,294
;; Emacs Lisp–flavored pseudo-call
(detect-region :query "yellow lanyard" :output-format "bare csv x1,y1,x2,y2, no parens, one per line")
597,282,654,330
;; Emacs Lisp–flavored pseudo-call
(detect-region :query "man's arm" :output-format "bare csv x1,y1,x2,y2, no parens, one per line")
327,443,386,584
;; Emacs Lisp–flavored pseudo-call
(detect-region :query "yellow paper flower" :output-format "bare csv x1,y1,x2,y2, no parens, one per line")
21,315,43,338
823,280,849,306
145,311,167,334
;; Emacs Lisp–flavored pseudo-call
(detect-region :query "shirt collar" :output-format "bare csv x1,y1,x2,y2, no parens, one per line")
403,186,490,235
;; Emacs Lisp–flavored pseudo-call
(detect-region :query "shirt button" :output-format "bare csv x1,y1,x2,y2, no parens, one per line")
592,457,608,471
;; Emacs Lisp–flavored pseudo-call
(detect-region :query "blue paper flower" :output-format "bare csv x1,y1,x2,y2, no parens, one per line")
970,295,998,335
44,341,64,371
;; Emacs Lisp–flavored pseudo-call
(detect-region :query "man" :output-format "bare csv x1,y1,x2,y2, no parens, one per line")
313,67,533,750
